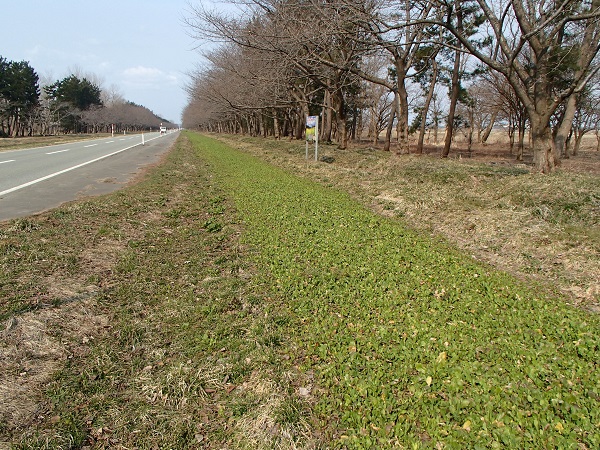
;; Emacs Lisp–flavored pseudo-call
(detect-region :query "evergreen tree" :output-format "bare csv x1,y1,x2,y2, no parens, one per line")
45,75,102,132
0,56,40,137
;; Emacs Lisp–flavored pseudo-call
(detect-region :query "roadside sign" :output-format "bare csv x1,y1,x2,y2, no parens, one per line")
306,115,319,161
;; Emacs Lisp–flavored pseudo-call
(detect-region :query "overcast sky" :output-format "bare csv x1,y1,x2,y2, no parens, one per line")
1,0,204,124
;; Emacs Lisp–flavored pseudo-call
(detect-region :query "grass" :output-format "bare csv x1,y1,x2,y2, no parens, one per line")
0,134,115,152
1,132,598,449
217,135,600,311
1,134,311,448
189,133,599,448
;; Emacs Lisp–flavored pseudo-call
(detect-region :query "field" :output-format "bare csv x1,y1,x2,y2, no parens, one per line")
0,134,114,152
0,132,598,449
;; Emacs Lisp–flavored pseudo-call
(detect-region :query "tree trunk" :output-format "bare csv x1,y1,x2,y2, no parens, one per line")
416,59,438,155
322,90,333,142
273,109,281,139
531,118,556,173
370,106,378,145
554,94,578,160
350,107,358,141
356,108,363,141
295,106,306,140
332,90,348,149
282,112,291,138
395,70,410,154
481,109,498,143
467,108,474,156
383,95,397,152
507,119,515,155
517,121,525,161
442,46,461,158
573,131,584,156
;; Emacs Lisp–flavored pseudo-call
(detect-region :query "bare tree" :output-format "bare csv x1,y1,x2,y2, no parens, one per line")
362,82,394,144
301,0,440,153
102,84,126,107
479,68,528,158
412,46,441,154
569,83,600,155
466,81,501,144
186,0,368,147
440,0,600,172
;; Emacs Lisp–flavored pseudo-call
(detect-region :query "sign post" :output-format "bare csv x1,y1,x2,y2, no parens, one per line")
306,115,319,161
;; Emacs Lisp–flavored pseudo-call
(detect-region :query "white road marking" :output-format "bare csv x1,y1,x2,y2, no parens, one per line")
0,136,160,197
105,140,115,143
0,160,15,164
46,149,70,155
84,144,98,148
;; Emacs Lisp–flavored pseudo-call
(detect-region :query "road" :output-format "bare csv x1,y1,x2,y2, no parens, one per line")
0,131,179,222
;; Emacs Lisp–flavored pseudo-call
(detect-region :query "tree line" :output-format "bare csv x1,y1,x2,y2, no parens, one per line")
0,56,176,138
182,0,600,173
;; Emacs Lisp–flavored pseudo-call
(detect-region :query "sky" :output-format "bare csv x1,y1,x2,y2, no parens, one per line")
1,0,205,124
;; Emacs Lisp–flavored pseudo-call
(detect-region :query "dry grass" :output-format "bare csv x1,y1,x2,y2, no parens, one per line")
0,134,115,152
0,299,109,441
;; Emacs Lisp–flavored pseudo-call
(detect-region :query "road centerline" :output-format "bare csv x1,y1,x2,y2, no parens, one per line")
0,160,16,165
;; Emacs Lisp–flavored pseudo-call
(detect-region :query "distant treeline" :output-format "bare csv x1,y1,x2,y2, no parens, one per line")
0,56,175,137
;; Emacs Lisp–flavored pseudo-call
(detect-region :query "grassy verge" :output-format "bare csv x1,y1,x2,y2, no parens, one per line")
0,134,114,152
216,135,600,311
190,132,599,448
1,134,313,448
1,132,598,449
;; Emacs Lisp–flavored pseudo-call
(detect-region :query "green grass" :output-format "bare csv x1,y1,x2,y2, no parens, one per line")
2,132,598,449
189,132,600,448
221,135,599,311
3,135,311,448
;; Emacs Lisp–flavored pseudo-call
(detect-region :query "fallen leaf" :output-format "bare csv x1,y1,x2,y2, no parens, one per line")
299,387,311,396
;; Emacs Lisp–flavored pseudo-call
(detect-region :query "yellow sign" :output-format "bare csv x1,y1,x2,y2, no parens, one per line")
306,116,317,141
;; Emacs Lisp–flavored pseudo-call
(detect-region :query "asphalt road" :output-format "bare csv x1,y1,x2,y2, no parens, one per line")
0,131,180,222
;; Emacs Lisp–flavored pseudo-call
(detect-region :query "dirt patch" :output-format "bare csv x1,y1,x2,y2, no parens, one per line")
0,299,109,438
0,217,132,442
417,138,600,175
